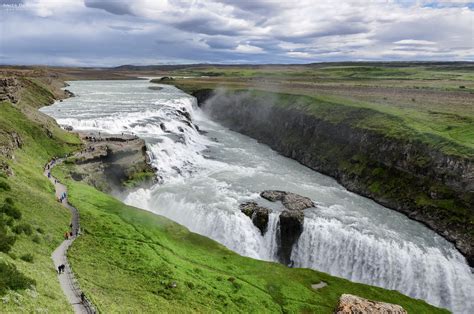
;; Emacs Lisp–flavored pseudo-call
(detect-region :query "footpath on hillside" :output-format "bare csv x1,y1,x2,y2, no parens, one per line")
44,159,96,314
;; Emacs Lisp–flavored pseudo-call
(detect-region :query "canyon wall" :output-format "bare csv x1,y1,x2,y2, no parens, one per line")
192,88,474,266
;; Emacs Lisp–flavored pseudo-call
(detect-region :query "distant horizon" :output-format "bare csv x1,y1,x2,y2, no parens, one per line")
2,60,474,69
1,0,473,66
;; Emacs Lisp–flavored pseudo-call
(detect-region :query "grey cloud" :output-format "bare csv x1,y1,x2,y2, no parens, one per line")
277,23,369,43
217,0,281,13
84,0,133,15
1,0,473,66
172,17,244,36
0,0,23,5
109,25,143,32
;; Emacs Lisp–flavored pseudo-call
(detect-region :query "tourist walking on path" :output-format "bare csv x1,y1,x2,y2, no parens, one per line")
44,160,95,314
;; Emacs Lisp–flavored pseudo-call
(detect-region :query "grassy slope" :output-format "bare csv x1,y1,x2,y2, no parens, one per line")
161,64,474,158
0,85,81,311
51,165,446,313
0,72,448,313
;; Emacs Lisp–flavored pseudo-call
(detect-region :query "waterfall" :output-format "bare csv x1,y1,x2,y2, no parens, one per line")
40,79,474,313
291,216,473,313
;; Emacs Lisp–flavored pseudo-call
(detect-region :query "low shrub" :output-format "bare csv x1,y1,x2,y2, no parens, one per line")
20,253,34,263
1,198,21,220
0,261,36,295
32,234,41,243
0,223,16,253
13,223,33,235
0,180,11,191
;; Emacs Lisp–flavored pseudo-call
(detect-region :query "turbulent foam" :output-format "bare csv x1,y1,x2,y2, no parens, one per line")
41,80,474,313
292,216,473,313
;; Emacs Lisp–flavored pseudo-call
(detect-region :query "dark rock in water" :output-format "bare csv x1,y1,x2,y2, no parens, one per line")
261,190,314,211
148,86,163,91
180,119,193,128
282,192,314,211
278,209,304,265
177,109,192,122
260,190,286,202
239,202,271,235
195,124,208,135
239,190,315,265
64,89,75,97
172,166,182,175
159,122,169,132
240,201,258,217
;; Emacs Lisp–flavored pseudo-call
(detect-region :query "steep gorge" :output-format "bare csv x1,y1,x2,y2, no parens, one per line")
191,88,474,266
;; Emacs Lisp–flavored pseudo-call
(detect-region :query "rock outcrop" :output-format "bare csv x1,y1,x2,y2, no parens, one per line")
239,202,271,235
69,132,155,192
0,131,23,160
240,190,315,265
64,89,75,98
278,209,304,265
195,89,474,267
261,190,314,211
260,190,314,264
335,294,407,314
0,78,21,103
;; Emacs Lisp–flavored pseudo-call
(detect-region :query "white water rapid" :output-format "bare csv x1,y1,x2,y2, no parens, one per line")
41,80,474,313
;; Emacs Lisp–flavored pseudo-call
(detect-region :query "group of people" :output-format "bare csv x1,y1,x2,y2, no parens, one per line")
64,222,76,239
64,230,74,240
57,264,66,274
84,132,103,142
48,157,90,309
80,146,96,154
58,191,67,203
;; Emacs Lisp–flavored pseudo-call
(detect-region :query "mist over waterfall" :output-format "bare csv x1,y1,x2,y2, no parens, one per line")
41,80,474,313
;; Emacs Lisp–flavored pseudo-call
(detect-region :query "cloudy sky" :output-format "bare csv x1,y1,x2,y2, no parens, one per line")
0,0,473,66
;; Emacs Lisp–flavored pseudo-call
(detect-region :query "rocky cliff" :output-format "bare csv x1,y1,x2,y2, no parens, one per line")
66,132,155,193
192,89,474,266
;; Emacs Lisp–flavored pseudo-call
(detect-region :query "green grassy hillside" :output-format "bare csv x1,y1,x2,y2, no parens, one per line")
160,64,474,159
0,88,81,311
0,73,448,313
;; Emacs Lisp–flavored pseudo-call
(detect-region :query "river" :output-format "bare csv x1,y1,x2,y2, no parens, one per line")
40,80,474,313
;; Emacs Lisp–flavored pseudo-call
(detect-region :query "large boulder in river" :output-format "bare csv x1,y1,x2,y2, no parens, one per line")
335,294,407,314
260,190,314,264
261,190,314,211
278,209,304,265
239,202,271,235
